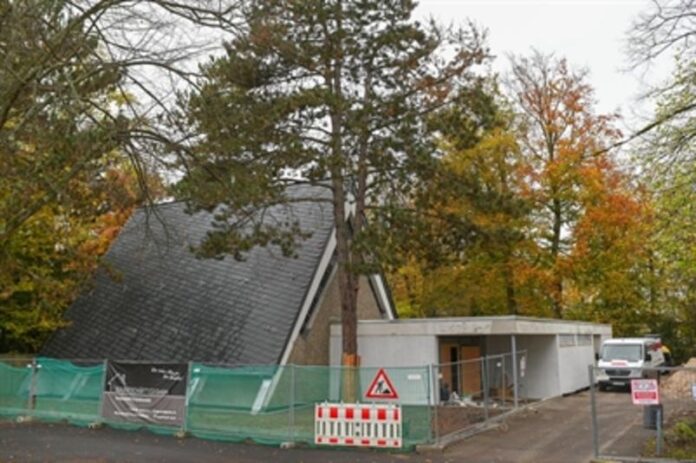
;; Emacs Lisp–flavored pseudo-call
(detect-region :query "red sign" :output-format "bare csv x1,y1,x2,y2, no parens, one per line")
365,368,399,400
631,379,660,405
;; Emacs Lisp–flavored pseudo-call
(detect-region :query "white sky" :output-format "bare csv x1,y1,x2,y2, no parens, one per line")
416,0,674,129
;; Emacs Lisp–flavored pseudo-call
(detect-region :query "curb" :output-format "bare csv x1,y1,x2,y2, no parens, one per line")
591,458,684,463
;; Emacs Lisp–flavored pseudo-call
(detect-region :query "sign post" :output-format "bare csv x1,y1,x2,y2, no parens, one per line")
631,378,662,455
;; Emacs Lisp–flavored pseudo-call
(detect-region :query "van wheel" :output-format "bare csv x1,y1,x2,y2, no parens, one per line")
598,383,608,392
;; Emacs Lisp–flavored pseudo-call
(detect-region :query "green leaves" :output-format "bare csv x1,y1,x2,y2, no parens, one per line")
176,0,488,262
0,1,167,352
390,54,659,332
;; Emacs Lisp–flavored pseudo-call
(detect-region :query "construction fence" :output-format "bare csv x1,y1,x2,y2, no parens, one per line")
0,353,528,449
433,351,529,442
589,364,696,461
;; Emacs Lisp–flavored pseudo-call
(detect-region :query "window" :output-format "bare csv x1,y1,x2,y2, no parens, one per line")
602,344,642,362
559,334,576,347
577,334,592,346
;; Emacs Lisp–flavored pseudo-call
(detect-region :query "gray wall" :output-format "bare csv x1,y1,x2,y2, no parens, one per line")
557,335,596,394
329,334,436,405
331,323,611,401
330,333,438,368
484,335,561,400
518,335,561,399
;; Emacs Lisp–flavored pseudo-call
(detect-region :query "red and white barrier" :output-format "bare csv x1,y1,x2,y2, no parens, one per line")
314,402,402,448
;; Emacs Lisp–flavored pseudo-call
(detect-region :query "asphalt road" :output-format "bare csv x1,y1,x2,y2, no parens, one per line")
0,390,647,462
0,421,447,463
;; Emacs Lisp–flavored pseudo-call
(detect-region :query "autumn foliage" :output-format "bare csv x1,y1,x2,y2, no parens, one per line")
391,53,655,337
0,162,162,352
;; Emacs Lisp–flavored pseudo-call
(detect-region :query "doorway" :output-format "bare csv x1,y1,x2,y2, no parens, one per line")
439,338,483,397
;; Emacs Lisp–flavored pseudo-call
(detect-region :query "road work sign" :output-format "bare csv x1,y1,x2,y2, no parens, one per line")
365,368,398,400
631,379,660,405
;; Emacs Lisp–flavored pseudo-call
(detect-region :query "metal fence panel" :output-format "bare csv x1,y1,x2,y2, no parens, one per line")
432,351,527,440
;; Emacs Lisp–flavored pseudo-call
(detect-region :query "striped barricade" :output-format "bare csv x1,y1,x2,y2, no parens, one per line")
314,402,402,448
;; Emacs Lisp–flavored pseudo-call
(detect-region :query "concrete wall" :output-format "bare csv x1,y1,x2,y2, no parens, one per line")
328,331,436,405
333,335,438,369
484,335,561,400
289,273,384,365
347,317,612,338
518,335,561,400
557,335,596,394
329,317,612,401
330,331,580,399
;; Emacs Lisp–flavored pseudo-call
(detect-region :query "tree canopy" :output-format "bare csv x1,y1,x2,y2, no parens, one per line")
4,0,696,364
175,0,488,365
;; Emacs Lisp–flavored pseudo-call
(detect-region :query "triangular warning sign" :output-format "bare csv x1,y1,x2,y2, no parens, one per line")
365,368,399,400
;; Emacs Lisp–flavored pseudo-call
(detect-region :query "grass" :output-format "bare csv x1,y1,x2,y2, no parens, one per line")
643,416,696,459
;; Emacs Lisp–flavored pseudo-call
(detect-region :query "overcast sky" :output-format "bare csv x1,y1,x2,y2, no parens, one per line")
415,0,674,129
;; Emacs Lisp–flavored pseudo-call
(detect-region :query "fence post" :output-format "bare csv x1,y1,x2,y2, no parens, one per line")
288,364,295,444
26,357,37,417
656,406,663,457
511,336,519,408
501,355,506,404
589,365,599,459
97,359,108,425
181,360,192,435
482,356,489,421
430,363,439,444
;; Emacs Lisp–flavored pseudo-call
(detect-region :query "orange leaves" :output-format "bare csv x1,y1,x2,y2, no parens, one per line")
390,52,655,327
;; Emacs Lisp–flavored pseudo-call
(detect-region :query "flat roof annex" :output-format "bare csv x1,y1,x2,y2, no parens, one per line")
330,315,611,337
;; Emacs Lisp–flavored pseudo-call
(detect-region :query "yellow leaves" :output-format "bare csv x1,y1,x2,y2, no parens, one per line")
109,90,137,107
394,54,655,324
0,155,160,351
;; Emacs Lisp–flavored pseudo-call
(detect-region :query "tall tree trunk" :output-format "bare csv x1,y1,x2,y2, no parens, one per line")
326,0,360,401
332,180,358,358
332,177,360,401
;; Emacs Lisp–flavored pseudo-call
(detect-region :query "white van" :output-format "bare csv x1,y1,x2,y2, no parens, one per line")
596,338,665,391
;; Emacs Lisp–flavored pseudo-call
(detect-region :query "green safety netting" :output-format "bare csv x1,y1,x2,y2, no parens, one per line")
185,364,433,448
186,364,291,445
0,360,31,417
1,358,435,449
32,357,105,425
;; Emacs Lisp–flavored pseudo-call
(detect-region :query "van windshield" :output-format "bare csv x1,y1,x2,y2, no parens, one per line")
602,344,642,362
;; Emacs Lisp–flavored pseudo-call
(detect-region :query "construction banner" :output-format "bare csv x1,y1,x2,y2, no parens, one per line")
101,361,188,427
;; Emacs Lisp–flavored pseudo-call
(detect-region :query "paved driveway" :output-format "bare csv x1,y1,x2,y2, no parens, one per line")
444,389,651,463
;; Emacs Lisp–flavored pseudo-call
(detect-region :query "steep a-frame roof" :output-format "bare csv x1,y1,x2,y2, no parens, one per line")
42,184,340,364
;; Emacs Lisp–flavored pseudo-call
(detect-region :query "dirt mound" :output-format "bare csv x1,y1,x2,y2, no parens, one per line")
661,358,696,400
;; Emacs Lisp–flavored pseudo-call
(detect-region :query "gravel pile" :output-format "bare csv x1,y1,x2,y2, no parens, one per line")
661,358,696,400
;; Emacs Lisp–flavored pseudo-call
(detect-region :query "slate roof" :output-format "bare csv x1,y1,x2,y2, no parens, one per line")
41,184,334,364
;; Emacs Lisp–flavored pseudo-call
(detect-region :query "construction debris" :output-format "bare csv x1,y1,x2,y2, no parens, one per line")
661,358,696,400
